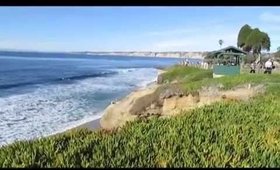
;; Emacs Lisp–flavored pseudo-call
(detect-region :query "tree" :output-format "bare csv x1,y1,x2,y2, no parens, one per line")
245,28,263,55
245,29,270,55
261,32,271,52
237,24,253,50
218,39,224,48
237,24,271,55
277,46,280,52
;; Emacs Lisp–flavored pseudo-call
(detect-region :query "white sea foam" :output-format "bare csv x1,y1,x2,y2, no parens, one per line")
0,67,157,146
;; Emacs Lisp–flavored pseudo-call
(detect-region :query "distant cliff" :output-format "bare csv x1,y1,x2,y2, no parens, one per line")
0,50,209,59
79,51,209,59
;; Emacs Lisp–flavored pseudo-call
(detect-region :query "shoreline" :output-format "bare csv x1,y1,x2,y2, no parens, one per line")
73,118,102,131
71,81,159,132
53,68,165,134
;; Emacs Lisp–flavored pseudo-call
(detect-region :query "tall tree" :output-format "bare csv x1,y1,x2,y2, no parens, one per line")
245,28,263,55
218,39,224,48
237,24,271,55
237,24,253,51
245,29,271,55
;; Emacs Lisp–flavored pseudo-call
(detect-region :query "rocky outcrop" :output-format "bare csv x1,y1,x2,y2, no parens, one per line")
100,80,265,130
159,84,185,99
100,84,160,130
161,94,200,117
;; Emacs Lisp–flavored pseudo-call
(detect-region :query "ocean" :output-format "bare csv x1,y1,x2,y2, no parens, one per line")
0,52,200,146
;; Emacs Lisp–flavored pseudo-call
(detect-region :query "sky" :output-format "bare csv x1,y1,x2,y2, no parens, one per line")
0,7,280,52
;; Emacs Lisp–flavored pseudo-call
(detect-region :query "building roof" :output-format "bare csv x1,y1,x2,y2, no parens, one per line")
206,46,247,59
218,46,247,54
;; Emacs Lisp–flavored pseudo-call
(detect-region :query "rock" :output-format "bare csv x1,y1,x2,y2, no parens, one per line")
162,95,201,116
150,108,161,115
159,86,184,100
159,89,173,99
150,103,156,109
157,74,164,84
100,84,159,130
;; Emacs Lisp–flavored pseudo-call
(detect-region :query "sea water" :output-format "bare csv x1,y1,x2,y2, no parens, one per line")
0,52,200,146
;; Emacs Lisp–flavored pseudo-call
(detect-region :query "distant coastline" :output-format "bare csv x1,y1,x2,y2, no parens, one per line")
0,50,207,60
72,51,208,59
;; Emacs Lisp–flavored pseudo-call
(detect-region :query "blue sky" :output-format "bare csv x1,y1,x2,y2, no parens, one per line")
0,7,280,52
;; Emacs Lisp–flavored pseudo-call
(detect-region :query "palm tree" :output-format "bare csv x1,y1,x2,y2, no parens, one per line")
218,39,224,49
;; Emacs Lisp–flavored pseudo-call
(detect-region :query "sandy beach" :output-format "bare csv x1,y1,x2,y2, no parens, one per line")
74,118,101,130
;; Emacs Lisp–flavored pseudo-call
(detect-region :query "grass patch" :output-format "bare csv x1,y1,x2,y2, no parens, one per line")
161,66,280,93
162,66,213,83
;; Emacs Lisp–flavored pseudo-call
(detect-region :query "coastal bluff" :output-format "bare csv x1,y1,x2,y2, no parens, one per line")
100,69,265,130
77,51,209,59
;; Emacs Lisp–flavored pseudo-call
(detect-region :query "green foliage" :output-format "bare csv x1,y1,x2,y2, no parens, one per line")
161,66,212,84
245,28,263,54
261,32,271,52
237,24,253,49
237,24,271,54
1,66,280,167
245,29,270,54
162,66,280,93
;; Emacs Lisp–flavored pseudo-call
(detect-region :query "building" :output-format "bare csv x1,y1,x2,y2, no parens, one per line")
207,46,247,78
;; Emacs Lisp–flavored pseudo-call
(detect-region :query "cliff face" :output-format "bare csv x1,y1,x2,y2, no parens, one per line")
100,71,265,130
84,51,209,59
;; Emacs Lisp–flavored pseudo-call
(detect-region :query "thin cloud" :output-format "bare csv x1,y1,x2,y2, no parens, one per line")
260,12,280,23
